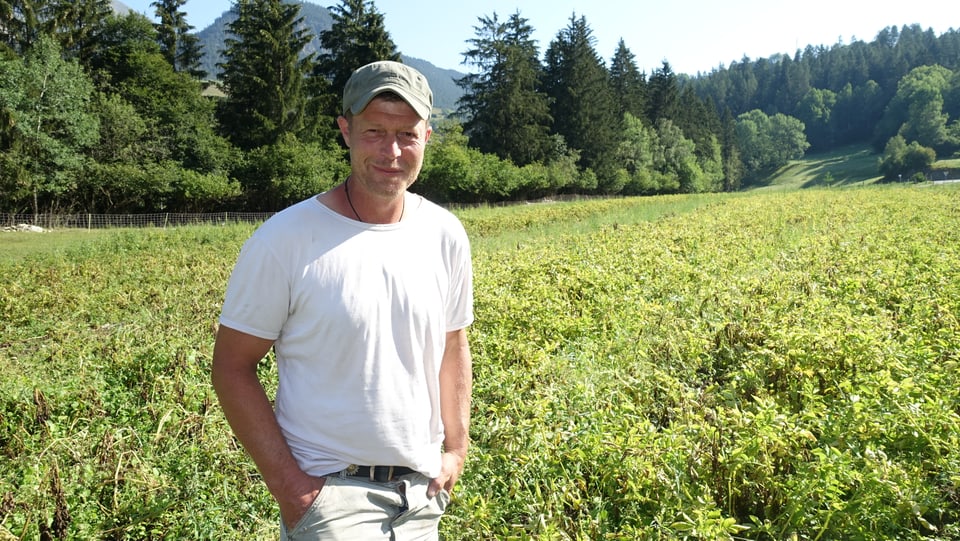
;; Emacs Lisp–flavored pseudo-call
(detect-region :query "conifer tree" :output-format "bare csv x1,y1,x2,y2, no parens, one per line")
676,85,721,161
315,0,399,117
609,39,647,122
543,14,620,190
152,0,205,78
719,107,744,191
457,11,553,166
1,0,40,52
647,60,680,123
45,0,112,69
217,0,313,150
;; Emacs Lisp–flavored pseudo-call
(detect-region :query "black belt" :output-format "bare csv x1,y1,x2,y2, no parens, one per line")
342,465,416,482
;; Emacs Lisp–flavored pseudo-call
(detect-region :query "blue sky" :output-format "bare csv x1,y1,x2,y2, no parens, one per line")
120,0,954,75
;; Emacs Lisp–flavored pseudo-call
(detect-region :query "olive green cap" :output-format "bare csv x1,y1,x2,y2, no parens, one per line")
342,61,433,119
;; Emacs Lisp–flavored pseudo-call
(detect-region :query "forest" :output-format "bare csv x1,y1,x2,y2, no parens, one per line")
1,0,959,214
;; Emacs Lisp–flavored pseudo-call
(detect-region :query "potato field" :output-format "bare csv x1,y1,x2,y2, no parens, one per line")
2,185,959,539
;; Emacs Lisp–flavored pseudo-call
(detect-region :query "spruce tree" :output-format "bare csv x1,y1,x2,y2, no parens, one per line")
543,14,620,190
217,0,313,150
457,11,553,166
315,0,399,117
44,0,112,69
1,0,40,52
609,39,647,121
647,60,680,123
676,85,721,161
152,0,205,78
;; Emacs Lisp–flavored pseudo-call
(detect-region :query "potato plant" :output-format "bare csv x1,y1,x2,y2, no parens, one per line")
1,185,958,539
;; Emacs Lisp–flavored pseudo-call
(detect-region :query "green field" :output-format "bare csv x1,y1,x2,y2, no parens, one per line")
745,145,884,190
2,182,960,539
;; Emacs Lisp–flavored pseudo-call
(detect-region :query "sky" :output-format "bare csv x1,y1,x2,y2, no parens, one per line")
119,0,955,76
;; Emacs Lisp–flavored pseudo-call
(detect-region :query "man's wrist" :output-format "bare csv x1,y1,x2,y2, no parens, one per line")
443,447,468,468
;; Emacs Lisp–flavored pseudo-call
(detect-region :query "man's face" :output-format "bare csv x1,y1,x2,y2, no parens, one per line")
337,96,432,199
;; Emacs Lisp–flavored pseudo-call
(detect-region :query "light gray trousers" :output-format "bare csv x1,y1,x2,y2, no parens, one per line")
280,472,449,541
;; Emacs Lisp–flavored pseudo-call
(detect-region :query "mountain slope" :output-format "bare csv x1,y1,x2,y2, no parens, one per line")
111,0,133,16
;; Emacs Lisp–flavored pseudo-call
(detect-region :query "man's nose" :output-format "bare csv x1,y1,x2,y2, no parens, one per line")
381,135,402,158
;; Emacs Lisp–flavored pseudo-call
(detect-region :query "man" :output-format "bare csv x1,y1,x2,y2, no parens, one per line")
212,61,473,540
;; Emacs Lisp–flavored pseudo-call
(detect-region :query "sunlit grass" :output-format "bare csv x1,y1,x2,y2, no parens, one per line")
0,228,115,264
750,144,883,190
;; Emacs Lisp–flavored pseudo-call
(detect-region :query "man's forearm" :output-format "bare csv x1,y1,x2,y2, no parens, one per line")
439,328,472,456
212,326,308,496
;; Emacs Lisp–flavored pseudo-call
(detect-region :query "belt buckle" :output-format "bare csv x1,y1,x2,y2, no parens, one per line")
372,465,394,482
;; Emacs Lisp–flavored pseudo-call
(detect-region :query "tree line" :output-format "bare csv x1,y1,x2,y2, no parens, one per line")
1,0,957,214
689,23,960,182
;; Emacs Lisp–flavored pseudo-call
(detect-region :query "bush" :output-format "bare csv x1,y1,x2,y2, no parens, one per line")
879,135,937,181
168,170,242,212
235,135,348,211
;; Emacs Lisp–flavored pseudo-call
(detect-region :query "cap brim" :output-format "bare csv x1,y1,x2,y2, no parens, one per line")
349,85,432,120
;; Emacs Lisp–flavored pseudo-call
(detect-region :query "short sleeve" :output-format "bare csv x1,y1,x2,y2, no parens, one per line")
219,236,290,340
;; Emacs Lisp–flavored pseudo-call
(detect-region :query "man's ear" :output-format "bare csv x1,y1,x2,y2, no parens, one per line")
337,116,351,147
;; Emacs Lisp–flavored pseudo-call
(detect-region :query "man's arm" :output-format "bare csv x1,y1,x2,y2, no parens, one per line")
211,324,324,529
428,327,472,498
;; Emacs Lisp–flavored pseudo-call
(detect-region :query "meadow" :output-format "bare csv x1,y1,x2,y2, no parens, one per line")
2,184,959,539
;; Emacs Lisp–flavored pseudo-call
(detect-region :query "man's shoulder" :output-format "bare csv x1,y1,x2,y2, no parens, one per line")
254,196,329,236
415,196,460,222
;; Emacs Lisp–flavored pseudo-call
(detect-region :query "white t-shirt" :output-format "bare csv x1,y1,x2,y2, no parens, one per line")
219,193,473,478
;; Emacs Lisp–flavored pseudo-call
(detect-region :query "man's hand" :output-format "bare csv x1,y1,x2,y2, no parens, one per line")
277,474,327,532
427,451,466,498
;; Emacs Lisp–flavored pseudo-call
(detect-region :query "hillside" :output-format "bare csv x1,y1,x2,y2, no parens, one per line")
747,145,884,191
111,0,132,16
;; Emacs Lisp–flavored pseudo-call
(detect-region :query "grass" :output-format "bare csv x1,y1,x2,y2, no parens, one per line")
747,145,883,191
0,229,113,263
0,146,886,264
932,157,960,167
2,147,958,540
0,145,919,264
0,195,729,264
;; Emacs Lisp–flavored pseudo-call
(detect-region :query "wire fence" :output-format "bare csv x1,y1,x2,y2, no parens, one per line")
1,212,275,231
0,195,591,231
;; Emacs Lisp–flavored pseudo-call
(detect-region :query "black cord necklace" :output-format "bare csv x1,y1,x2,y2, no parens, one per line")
343,177,404,223
344,176,362,221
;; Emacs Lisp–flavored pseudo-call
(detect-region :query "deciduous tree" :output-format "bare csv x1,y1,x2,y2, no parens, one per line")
735,109,809,176
879,134,936,180
0,35,99,213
